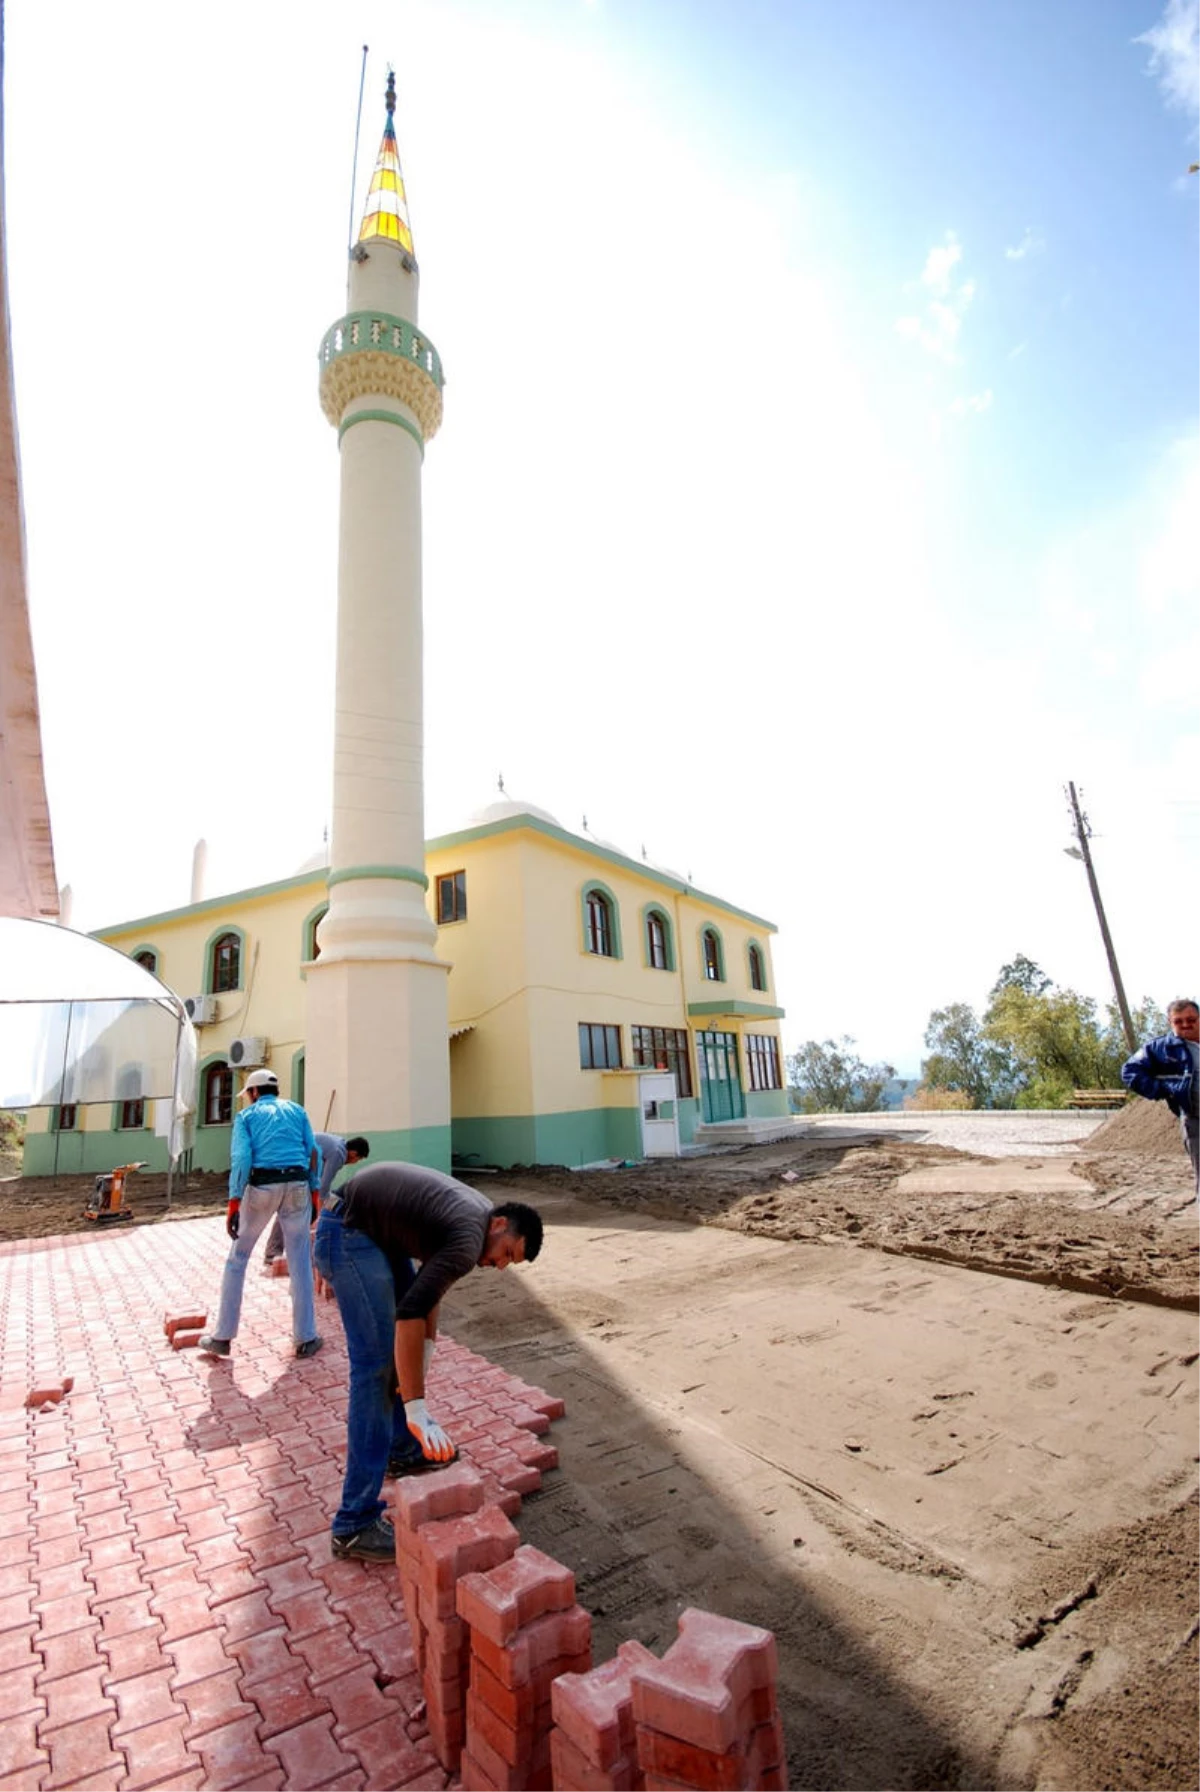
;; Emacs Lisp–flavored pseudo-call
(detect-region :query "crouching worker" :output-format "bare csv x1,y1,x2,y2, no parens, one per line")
312,1161,544,1562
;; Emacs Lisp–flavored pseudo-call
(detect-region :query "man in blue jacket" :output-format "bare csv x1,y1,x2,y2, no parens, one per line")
199,1068,324,1358
1121,999,1199,1189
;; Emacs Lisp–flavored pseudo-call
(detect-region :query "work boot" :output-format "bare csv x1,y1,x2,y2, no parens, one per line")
330,1518,395,1562
197,1336,230,1357
385,1447,430,1479
295,1336,324,1359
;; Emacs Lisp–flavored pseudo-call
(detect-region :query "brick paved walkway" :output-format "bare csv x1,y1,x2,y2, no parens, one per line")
0,1216,562,1789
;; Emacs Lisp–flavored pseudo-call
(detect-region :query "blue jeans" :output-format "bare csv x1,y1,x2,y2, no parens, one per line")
1183,1113,1198,1188
313,1212,421,1537
215,1181,317,1345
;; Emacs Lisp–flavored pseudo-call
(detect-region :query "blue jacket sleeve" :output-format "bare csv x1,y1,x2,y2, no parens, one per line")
229,1111,253,1200
1121,1041,1188,1109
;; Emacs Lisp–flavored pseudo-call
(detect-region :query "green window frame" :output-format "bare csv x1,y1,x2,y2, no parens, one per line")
204,925,245,995
747,941,767,992
200,1059,234,1127
131,946,159,975
701,926,725,982
53,1104,78,1132
302,904,328,963
581,882,622,959
642,904,675,972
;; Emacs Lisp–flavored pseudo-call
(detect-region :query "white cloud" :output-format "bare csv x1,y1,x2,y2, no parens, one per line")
1004,228,1044,261
1135,0,1200,119
895,231,976,363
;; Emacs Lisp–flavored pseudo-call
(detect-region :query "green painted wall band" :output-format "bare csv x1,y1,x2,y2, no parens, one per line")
687,999,786,1019
326,864,430,890
338,408,424,455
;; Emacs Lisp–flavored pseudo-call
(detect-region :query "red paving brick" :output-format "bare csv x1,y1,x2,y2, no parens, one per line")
0,1216,563,1787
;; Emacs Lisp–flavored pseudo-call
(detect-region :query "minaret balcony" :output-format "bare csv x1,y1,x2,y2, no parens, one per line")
319,311,444,441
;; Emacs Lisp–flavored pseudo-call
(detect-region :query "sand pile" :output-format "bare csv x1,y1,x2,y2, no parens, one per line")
1088,1098,1184,1155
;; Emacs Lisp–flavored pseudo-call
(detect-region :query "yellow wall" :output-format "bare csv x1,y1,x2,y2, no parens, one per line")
27,817,784,1175
426,825,781,1123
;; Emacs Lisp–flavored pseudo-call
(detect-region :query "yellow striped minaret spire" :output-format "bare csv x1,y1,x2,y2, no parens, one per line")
358,69,414,256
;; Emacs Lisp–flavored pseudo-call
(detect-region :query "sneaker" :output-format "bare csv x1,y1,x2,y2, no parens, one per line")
295,1336,324,1359
197,1335,230,1357
331,1518,395,1562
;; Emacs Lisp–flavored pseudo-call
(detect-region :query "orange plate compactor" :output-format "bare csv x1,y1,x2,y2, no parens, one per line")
84,1161,145,1223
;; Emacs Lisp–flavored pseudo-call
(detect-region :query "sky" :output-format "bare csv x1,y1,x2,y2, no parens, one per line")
5,0,1198,1074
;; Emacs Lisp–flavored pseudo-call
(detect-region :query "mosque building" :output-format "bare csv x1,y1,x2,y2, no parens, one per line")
22,77,789,1178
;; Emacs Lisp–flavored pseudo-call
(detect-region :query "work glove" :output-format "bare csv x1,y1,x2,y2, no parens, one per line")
226,1200,240,1240
405,1396,456,1463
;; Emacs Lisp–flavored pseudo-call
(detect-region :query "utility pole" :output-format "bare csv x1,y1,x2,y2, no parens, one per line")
1064,782,1138,1052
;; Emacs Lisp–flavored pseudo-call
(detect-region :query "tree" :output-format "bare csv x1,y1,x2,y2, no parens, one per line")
920,1003,1020,1108
985,983,1168,1098
988,954,1051,1001
786,1038,896,1114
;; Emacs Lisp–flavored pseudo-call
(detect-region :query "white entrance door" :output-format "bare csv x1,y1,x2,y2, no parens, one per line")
639,1073,680,1157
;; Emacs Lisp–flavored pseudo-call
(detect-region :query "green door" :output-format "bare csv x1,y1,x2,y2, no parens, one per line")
697,1030,745,1123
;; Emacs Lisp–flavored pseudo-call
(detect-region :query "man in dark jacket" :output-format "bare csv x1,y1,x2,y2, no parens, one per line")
1121,998,1199,1188
311,1161,544,1562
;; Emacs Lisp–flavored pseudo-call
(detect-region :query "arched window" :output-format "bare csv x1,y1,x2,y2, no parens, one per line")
646,911,668,971
210,932,241,994
133,948,158,975
116,1065,145,1130
202,1061,234,1126
748,943,766,992
701,928,724,982
585,890,615,957
304,907,328,962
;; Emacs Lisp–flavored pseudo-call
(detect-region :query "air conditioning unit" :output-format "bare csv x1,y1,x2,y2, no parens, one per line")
184,995,218,1025
229,1036,270,1069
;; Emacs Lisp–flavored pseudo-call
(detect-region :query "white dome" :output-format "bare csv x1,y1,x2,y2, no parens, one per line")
295,845,330,875
467,796,561,829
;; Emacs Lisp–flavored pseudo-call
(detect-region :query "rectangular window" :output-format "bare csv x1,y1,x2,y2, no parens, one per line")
578,1022,622,1070
630,1026,694,1098
55,1104,77,1132
119,1099,146,1130
437,870,467,924
745,1034,782,1092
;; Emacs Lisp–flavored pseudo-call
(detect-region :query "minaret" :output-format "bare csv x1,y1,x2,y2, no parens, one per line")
304,71,450,1163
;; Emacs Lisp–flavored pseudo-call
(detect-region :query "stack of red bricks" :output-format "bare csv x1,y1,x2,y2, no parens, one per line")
628,1608,786,1791
392,1461,518,1767
389,1468,786,1792
550,1638,658,1790
457,1543,593,1791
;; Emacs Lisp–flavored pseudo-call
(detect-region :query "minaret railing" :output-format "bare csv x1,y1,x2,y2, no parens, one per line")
319,311,444,388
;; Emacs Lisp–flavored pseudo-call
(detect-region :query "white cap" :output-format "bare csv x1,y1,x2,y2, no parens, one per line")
241,1068,279,1096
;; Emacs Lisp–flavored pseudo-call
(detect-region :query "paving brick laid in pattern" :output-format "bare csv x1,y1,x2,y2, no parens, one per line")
0,1215,563,1787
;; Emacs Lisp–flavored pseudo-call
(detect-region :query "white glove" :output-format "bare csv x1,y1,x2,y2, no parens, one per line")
405,1396,455,1463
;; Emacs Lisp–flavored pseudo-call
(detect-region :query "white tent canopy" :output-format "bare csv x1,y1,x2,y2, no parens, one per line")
0,918,196,1158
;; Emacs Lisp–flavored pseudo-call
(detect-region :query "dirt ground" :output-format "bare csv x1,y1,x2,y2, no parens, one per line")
2,1109,1197,1788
